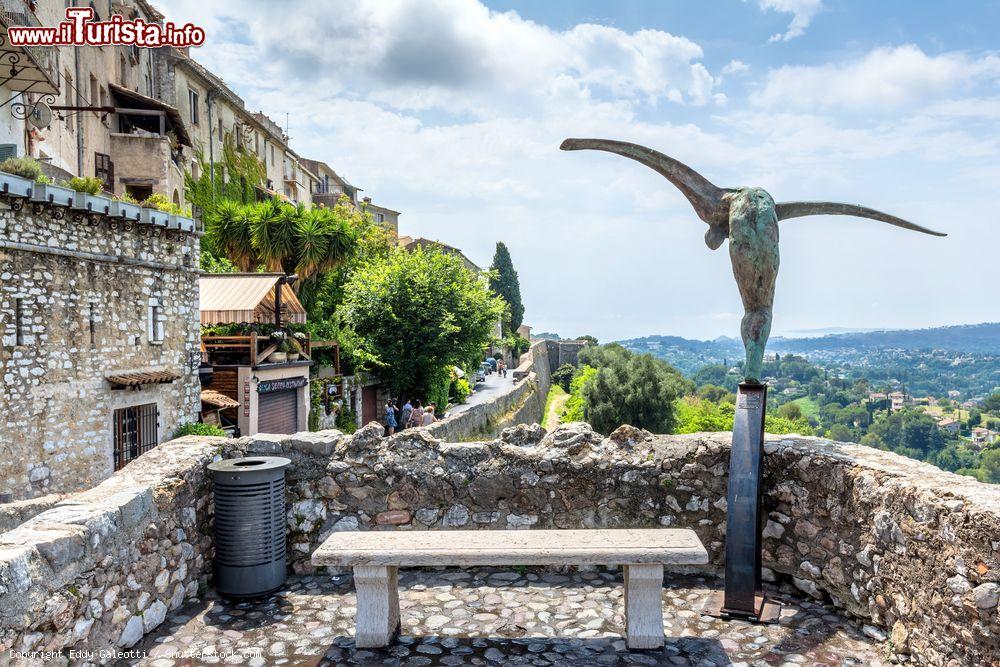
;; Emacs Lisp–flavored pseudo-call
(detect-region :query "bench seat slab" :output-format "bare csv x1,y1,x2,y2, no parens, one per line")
353,565,400,648
313,528,708,567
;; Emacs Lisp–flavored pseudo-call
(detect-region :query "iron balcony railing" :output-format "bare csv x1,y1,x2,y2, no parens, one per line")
0,0,59,93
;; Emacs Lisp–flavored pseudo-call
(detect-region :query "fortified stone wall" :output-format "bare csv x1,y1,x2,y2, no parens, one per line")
240,424,999,666
0,436,222,656
0,205,201,500
426,339,553,441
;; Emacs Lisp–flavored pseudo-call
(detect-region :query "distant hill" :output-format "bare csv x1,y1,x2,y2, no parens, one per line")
769,323,1000,355
617,322,1000,396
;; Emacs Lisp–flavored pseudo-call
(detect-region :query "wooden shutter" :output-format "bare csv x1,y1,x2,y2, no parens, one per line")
0,144,17,161
95,152,114,192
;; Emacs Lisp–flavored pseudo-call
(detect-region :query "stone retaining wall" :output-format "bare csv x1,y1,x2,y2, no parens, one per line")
237,423,999,666
426,340,552,442
0,436,224,657
3,423,998,665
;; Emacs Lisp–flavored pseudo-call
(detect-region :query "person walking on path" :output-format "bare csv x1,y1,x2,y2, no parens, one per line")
408,400,424,429
384,398,397,435
422,404,437,426
399,399,413,431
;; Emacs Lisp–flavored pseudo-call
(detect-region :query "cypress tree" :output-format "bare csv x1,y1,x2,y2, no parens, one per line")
489,241,524,333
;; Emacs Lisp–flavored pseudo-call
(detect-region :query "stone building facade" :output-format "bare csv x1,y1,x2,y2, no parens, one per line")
0,202,201,500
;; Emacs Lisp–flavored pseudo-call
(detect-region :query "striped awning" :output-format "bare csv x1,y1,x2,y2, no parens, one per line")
201,389,240,409
106,369,181,387
199,274,307,325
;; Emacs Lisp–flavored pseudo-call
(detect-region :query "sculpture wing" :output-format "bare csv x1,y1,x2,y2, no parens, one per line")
560,138,731,228
774,201,946,237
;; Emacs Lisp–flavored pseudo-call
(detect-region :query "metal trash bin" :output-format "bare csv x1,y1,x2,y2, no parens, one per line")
209,456,291,599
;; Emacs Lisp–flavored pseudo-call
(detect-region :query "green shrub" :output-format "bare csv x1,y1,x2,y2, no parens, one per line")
0,156,44,181
141,192,191,216
336,405,358,434
452,377,471,403
114,191,140,204
171,422,226,439
552,363,575,393
62,176,104,195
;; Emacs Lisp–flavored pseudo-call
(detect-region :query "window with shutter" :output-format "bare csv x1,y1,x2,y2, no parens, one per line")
95,152,113,192
0,144,17,161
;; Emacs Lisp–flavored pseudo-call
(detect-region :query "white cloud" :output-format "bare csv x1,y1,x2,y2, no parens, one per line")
753,0,823,42
156,0,999,340
755,45,1000,111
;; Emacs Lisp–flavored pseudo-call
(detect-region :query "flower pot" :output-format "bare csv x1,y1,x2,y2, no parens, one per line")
0,172,34,199
30,182,75,207
140,207,169,227
268,351,288,364
109,200,142,221
71,193,110,215
174,214,196,233
287,352,300,362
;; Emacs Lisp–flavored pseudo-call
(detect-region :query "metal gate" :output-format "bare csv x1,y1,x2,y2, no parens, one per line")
258,389,298,434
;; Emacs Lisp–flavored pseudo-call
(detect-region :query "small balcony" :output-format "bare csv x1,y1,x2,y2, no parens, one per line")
0,0,59,96
202,330,315,368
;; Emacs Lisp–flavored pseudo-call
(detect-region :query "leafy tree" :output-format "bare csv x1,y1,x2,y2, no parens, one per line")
576,345,685,434
675,397,734,433
697,384,733,404
693,364,730,388
342,247,505,400
576,335,599,346
981,392,1000,415
980,448,1000,484
488,242,524,333
552,363,575,393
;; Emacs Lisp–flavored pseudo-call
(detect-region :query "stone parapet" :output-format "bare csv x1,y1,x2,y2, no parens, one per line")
0,436,224,654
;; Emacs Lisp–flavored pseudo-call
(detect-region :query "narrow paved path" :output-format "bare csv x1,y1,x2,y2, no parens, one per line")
446,371,514,417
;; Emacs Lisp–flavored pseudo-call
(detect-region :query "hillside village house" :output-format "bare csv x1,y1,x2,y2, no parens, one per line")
199,274,312,436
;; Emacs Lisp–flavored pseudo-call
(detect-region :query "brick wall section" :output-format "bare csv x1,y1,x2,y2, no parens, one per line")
0,205,201,499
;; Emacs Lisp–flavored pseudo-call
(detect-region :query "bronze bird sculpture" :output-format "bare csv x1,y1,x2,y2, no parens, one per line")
560,138,946,383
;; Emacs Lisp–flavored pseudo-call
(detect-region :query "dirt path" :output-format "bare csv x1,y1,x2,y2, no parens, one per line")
543,386,569,430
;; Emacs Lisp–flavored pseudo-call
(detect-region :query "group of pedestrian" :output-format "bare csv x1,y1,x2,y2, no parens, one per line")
383,397,438,435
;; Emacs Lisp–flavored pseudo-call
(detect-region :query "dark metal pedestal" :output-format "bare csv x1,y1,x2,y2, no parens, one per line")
705,382,780,623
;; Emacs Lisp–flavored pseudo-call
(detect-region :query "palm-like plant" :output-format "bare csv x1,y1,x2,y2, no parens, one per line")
205,199,256,271
296,207,358,281
250,199,296,273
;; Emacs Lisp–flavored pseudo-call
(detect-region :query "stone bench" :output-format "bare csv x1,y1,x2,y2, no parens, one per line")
311,528,708,649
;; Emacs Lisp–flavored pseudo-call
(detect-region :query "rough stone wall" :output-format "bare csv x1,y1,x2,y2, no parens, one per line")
0,493,68,533
0,435,223,656
235,424,999,666
426,340,552,441
0,205,201,499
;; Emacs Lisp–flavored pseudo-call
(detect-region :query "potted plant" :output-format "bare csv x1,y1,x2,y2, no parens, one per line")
109,192,142,221
31,176,75,208
266,331,287,363
286,338,301,362
0,157,42,199
65,177,110,215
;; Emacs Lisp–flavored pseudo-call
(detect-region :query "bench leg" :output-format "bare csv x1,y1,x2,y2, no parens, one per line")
353,565,400,648
623,564,664,649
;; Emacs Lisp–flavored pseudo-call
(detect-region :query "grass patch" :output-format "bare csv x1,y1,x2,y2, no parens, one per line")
788,396,820,419
543,385,570,430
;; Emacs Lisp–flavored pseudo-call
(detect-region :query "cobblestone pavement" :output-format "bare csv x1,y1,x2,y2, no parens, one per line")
127,568,887,666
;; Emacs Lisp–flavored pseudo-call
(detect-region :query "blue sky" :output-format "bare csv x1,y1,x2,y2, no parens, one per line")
161,0,999,341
